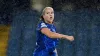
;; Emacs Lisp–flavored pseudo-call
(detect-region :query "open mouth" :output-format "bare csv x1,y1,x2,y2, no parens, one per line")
50,17,52,19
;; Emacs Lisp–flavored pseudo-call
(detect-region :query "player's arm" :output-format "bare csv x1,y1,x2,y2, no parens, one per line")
41,28,74,41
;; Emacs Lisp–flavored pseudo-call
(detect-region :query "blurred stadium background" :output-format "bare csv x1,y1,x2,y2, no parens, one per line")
0,0,100,56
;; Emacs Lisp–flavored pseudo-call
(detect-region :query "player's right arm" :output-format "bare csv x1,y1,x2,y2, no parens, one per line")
41,28,74,41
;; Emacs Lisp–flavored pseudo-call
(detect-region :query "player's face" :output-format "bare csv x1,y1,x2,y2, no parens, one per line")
43,8,54,24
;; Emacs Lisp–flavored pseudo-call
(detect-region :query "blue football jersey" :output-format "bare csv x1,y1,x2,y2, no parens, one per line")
33,21,59,56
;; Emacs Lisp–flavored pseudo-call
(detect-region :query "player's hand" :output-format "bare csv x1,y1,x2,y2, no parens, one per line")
63,35,74,41
67,36,74,41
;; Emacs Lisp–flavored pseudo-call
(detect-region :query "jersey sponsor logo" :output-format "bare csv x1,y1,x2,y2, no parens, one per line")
52,28,56,32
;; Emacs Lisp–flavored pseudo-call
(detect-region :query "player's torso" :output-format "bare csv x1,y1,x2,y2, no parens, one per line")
36,21,58,51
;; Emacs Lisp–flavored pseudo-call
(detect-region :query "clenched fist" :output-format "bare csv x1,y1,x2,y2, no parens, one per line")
62,35,74,41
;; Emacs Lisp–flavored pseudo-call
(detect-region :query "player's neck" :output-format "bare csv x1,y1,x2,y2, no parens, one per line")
44,20,53,24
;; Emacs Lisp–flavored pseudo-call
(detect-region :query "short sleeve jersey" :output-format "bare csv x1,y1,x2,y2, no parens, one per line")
35,21,59,52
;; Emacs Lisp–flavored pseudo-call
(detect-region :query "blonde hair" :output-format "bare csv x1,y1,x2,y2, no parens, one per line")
40,7,53,21
41,7,53,16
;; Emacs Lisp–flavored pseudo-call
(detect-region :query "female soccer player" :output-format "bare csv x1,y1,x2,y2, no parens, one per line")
33,7,74,56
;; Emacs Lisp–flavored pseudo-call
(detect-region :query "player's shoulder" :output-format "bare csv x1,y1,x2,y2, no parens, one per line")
38,21,47,28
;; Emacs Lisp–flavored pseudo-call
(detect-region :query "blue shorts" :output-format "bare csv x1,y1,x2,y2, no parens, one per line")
33,49,57,56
